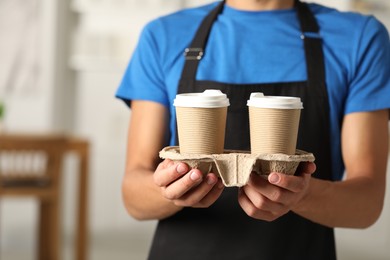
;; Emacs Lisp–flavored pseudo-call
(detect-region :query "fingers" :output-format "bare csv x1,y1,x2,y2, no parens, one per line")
239,172,312,221
174,175,224,207
245,174,297,207
195,178,224,207
154,159,190,186
296,162,316,175
238,188,288,222
267,172,306,194
240,182,285,212
154,159,203,199
154,159,224,208
163,168,204,199
268,170,311,194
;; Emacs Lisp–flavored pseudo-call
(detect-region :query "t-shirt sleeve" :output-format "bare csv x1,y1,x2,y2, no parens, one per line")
344,16,390,114
115,20,169,108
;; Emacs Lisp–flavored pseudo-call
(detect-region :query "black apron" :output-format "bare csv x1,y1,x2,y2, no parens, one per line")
148,1,336,259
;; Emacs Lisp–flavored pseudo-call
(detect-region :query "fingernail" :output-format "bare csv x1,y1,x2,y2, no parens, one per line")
269,173,280,184
190,171,201,181
176,163,187,174
207,176,216,185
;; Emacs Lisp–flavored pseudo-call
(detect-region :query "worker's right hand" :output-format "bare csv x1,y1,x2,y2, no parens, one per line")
153,159,225,208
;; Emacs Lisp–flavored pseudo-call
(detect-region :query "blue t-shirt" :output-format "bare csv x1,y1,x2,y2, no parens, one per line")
116,2,390,180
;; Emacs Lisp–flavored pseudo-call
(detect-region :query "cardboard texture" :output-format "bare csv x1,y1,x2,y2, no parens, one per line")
176,106,227,154
249,107,301,155
159,146,315,187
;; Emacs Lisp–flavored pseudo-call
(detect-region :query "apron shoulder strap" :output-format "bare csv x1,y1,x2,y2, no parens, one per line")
180,0,327,97
295,0,327,97
180,1,225,87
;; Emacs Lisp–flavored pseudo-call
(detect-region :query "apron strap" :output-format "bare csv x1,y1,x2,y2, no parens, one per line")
179,0,327,95
295,0,327,97
180,1,225,89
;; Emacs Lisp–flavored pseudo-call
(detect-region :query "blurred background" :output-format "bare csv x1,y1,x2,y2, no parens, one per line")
0,0,389,259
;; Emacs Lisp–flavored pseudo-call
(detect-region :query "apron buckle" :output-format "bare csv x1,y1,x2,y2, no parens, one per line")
184,48,204,60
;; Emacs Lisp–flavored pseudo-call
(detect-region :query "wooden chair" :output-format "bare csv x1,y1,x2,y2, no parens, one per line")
0,134,87,260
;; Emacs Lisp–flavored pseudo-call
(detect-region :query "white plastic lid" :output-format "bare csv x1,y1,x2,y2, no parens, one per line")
247,93,303,109
173,89,230,108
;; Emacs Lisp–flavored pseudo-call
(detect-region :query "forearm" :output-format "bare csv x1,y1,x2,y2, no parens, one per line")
122,168,183,220
122,101,180,220
294,111,388,228
293,175,385,228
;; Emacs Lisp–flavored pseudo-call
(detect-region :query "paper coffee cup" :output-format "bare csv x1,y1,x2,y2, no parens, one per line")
247,93,303,155
174,90,230,154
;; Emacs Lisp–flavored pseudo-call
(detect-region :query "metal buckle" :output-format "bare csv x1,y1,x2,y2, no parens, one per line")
301,32,322,40
184,48,204,60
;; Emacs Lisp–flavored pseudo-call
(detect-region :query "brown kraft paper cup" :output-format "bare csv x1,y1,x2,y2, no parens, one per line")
174,90,230,155
249,107,301,155
247,93,303,155
176,106,227,154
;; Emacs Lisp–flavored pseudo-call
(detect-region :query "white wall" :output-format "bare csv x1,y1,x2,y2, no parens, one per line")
0,0,71,255
0,0,59,131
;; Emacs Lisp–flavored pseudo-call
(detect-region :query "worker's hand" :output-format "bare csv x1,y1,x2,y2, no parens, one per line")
238,162,316,221
153,159,225,208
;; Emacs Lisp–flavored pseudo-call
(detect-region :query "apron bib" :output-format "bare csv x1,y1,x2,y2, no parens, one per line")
149,1,336,259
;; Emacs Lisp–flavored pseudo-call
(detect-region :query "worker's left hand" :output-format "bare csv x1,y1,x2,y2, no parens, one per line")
238,162,316,221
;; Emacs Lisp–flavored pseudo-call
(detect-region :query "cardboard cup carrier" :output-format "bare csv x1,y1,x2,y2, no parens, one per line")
247,93,303,155
174,90,230,154
164,92,314,187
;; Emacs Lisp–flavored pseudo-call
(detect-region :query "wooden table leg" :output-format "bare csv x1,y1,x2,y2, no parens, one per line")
75,143,89,260
38,199,60,260
66,138,90,260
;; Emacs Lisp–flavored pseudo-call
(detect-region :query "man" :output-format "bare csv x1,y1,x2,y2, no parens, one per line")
116,0,390,259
